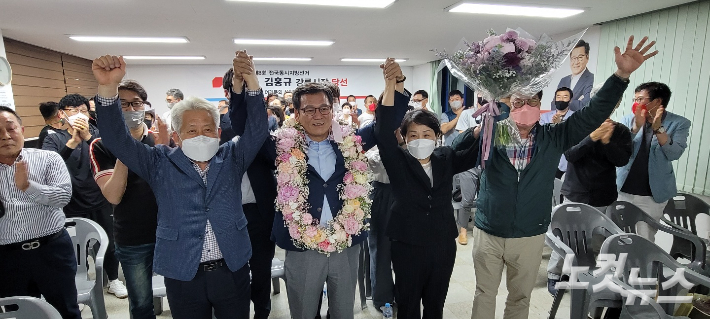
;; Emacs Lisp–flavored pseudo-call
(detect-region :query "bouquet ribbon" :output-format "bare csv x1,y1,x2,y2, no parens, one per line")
472,101,500,168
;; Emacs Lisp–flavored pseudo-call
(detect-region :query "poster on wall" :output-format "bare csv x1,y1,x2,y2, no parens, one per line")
541,25,600,112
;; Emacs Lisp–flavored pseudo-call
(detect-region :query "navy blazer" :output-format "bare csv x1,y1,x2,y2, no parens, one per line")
236,94,410,251
95,92,268,281
553,68,595,112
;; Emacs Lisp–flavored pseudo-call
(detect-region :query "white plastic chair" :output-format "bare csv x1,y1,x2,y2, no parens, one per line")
552,178,563,206
66,217,108,319
0,296,62,319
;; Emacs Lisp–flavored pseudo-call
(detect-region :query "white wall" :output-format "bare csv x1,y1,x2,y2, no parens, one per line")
126,64,413,116
0,29,16,108
412,63,431,94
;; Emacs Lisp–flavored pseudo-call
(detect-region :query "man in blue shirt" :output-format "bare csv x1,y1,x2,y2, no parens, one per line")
91,51,268,319
617,82,690,242
252,59,407,319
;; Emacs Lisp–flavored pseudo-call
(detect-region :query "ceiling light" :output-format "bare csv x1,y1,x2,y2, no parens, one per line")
447,3,584,18
122,56,205,60
69,36,189,43
226,0,395,8
252,57,312,61
234,39,333,46
341,58,407,63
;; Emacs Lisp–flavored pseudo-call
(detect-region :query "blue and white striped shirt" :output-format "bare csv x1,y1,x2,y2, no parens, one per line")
0,148,72,245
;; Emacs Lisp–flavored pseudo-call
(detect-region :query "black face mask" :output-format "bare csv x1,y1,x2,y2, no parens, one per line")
555,101,570,110
144,119,153,128
478,96,489,106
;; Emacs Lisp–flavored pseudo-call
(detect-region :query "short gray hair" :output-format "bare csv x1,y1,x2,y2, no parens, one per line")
166,88,184,100
170,96,220,134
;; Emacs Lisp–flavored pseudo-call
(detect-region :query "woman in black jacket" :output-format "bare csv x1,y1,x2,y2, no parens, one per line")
374,61,480,319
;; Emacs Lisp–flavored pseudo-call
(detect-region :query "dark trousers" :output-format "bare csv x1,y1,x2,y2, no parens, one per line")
243,203,276,319
0,230,82,319
368,182,395,308
115,243,156,319
70,204,120,281
391,240,456,319
164,263,251,319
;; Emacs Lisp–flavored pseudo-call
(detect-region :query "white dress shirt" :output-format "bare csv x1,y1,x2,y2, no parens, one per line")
365,146,390,184
0,149,72,245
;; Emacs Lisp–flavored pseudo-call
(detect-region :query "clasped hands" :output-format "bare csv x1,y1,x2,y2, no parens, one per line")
380,58,404,84
231,50,260,93
590,119,615,144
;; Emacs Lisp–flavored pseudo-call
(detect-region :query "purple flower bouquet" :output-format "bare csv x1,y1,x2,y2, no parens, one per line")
437,28,586,101
435,28,586,165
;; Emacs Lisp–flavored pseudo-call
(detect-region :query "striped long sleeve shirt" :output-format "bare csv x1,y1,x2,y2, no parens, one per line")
0,148,72,245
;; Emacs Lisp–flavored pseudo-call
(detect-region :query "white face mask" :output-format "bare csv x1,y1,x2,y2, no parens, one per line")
409,100,423,110
349,100,357,106
180,135,220,162
450,100,463,110
66,112,89,127
406,139,436,160
342,109,351,115
167,102,176,110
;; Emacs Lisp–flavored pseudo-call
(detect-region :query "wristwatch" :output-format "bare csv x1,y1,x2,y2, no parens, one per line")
396,75,407,83
653,126,666,134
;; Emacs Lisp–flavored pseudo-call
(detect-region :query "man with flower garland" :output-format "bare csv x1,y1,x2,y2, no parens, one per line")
230,59,408,319
466,36,658,319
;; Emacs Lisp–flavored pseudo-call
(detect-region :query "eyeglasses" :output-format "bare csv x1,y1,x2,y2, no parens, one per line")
571,55,588,63
300,106,332,116
63,106,87,113
632,97,651,103
412,98,425,103
511,98,541,108
121,101,145,111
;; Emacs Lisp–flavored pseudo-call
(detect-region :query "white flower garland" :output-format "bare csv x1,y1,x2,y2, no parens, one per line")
274,122,372,254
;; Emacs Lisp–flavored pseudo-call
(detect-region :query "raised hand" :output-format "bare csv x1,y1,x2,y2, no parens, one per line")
614,36,658,79
92,55,126,87
233,50,259,91
153,116,170,145
14,161,30,191
380,58,398,106
232,50,249,92
633,104,646,132
651,107,665,131
380,58,402,82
